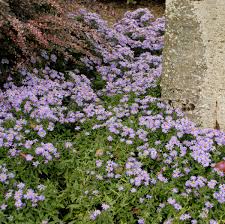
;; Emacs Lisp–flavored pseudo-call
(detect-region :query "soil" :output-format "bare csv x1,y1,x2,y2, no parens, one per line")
68,0,165,25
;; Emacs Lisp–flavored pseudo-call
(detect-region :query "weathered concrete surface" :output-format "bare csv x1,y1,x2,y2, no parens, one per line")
161,0,225,130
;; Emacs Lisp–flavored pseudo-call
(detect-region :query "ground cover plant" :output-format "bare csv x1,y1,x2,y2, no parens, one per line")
0,7,225,224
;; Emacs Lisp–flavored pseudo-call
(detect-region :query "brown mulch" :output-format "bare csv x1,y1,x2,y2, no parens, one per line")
66,0,165,25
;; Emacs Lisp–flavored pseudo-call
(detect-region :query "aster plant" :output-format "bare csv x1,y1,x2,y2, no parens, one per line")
0,7,225,224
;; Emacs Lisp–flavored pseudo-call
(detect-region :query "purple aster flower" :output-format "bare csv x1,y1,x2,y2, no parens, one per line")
208,180,217,189
126,140,133,145
167,198,176,205
172,188,178,193
205,201,213,208
17,183,25,189
33,161,40,167
41,220,49,224
209,220,218,224
180,213,191,220
38,195,45,201
25,154,34,161
15,200,23,209
174,203,182,211
130,188,137,193
38,129,46,138
0,204,7,210
65,142,73,149
107,136,113,141
0,173,7,183
14,190,23,200
50,54,57,63
146,194,152,199
101,203,110,210
96,160,103,168
138,218,145,224
37,184,46,191
90,210,101,220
